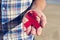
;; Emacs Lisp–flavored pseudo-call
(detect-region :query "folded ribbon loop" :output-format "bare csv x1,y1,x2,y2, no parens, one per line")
24,10,41,30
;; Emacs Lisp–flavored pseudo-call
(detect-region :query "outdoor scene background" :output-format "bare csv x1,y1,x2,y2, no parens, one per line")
35,0,60,40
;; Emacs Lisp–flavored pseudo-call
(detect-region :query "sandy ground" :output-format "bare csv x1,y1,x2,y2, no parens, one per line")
35,4,60,40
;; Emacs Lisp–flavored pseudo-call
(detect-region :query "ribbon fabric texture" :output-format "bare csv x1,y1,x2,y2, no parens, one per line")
24,10,41,30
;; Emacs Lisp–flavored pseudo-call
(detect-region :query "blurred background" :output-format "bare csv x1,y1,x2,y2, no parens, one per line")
35,0,60,40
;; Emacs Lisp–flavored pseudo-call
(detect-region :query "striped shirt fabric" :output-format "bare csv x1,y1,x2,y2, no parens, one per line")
1,0,34,40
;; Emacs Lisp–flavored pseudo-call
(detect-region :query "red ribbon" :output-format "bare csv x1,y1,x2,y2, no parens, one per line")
24,10,41,30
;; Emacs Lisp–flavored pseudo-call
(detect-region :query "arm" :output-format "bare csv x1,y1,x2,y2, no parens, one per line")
22,0,47,35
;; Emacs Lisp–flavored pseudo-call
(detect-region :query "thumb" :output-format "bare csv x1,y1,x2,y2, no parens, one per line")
22,16,28,31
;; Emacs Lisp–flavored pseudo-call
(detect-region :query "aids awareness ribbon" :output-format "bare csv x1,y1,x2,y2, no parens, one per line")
24,10,41,30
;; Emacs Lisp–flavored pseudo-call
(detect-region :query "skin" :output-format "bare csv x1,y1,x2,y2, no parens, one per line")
22,0,47,36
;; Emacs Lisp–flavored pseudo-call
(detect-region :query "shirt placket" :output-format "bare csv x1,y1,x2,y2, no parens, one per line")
0,0,4,40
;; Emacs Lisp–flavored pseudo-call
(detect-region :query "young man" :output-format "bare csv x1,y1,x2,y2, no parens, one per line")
1,0,46,40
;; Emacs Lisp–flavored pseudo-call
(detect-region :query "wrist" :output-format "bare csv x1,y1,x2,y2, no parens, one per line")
31,0,46,11
31,3,41,11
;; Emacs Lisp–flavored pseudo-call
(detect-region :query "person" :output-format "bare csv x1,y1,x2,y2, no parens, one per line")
1,0,47,40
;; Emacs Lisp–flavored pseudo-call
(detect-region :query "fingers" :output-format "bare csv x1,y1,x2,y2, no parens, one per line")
38,11,47,28
36,10,47,27
37,27,42,36
31,27,36,35
22,17,28,31
26,26,31,34
23,25,26,31
22,16,32,34
36,16,40,23
40,14,47,27
31,26,42,36
23,24,31,35
34,10,47,28
36,15,43,36
31,15,42,36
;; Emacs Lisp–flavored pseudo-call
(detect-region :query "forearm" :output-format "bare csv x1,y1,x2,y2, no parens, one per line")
32,0,46,11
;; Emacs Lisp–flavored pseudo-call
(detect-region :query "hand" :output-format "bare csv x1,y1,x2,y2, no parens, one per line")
22,10,47,36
